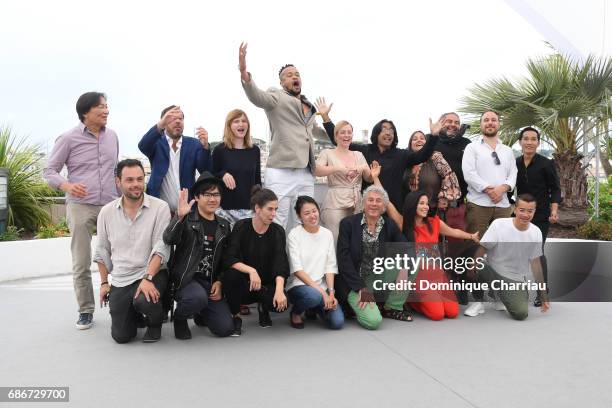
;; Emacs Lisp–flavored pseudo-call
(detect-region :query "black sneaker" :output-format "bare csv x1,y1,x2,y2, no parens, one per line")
143,325,161,343
193,313,207,327
258,304,272,328
231,316,242,337
76,313,93,330
173,319,192,340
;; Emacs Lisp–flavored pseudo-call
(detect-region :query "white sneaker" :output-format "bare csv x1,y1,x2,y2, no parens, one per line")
494,301,507,311
464,302,485,317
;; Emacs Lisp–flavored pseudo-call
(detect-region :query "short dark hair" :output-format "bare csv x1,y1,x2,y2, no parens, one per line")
278,64,296,78
480,110,500,120
516,193,537,205
294,195,320,215
193,182,220,198
116,159,144,179
439,112,460,122
518,126,540,141
160,105,184,119
76,92,106,123
250,185,278,210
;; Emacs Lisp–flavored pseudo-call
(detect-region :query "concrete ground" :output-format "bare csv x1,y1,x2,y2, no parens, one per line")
1,274,612,408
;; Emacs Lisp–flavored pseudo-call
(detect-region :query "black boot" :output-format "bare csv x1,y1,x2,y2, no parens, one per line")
143,325,161,343
173,318,192,340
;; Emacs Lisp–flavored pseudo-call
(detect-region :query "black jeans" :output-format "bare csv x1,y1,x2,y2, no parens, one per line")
174,278,234,337
222,268,282,315
109,270,168,344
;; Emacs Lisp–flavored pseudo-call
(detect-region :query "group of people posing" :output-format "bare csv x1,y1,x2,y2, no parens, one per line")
43,43,561,343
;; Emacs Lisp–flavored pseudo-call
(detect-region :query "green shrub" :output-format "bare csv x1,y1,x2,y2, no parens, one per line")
0,126,54,232
0,225,22,241
576,220,612,241
588,177,611,223
35,219,70,239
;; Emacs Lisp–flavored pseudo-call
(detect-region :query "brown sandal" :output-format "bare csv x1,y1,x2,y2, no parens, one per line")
381,308,413,322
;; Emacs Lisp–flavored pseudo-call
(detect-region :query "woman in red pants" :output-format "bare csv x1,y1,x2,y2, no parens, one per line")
371,163,479,320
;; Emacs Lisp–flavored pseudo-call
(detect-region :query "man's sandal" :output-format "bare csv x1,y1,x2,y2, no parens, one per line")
381,308,413,322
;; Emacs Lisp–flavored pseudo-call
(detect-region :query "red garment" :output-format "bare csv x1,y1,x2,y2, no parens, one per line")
408,216,459,320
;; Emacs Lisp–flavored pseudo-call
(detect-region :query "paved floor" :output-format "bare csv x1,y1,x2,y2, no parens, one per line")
1,274,611,408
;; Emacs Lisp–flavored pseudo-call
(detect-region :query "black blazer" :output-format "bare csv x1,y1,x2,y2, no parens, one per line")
337,213,408,294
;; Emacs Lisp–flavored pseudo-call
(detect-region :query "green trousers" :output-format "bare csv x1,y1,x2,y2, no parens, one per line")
347,268,409,330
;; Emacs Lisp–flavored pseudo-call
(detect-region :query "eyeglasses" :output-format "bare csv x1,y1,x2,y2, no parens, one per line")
201,193,221,199
382,128,395,134
491,151,501,165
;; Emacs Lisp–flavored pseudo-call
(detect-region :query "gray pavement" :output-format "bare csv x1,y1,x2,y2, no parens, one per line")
1,274,612,408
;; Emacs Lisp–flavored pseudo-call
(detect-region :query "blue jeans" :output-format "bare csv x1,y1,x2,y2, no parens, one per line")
287,285,344,330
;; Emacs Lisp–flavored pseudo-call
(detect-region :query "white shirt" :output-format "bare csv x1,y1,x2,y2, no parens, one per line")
480,218,543,281
285,225,338,291
462,136,517,207
159,133,182,212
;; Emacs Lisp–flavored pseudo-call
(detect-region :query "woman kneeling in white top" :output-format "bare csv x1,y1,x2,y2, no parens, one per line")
286,196,344,330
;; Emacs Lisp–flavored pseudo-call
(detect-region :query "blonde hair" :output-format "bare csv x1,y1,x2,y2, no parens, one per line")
223,109,252,149
333,120,353,144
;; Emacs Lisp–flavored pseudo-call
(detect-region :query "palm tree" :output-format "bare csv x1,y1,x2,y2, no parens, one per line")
0,126,54,232
459,53,612,224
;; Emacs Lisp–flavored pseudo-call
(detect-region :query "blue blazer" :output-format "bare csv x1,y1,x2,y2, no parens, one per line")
138,125,211,198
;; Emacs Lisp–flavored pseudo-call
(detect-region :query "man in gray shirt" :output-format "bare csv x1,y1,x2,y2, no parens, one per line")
43,92,119,330
94,159,171,343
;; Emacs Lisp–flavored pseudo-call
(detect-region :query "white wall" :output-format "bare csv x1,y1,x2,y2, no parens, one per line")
0,237,98,282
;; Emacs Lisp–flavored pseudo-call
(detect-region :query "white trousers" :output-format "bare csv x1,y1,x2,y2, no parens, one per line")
264,167,314,231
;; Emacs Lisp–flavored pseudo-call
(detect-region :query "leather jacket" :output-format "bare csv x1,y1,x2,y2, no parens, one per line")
163,211,231,290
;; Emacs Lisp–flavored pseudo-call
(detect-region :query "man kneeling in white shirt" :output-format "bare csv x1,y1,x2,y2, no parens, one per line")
467,194,550,319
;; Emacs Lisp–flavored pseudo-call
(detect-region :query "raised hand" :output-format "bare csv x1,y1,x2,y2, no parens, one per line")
314,97,334,119
370,161,381,179
238,42,248,72
158,106,182,131
177,188,195,219
429,117,443,136
195,126,209,149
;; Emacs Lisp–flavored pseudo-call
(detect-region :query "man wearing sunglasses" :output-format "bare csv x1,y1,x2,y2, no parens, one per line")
461,110,517,317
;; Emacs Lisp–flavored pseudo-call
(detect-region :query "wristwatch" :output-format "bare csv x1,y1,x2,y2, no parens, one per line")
143,274,154,282
327,288,335,294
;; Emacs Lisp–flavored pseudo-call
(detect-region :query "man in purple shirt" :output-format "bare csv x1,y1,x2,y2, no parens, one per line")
43,91,119,330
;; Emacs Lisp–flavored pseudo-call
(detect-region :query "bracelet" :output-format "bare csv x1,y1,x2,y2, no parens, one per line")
100,282,109,286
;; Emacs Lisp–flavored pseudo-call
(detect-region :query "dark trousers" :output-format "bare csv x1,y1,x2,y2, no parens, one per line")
174,278,234,337
109,270,168,344
532,220,550,295
222,268,282,315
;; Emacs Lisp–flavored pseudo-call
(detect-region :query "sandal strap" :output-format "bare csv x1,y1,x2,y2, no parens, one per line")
383,308,413,321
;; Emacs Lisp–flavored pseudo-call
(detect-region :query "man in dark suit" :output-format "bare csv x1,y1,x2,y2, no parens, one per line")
138,105,212,214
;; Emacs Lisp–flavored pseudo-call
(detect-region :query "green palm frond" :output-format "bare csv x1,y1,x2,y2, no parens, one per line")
459,52,612,156
0,126,53,231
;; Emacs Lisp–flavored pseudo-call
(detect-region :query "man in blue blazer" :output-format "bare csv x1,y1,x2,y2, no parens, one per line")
138,105,212,214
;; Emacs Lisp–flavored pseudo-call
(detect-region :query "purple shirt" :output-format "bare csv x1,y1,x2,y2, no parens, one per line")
43,123,119,205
